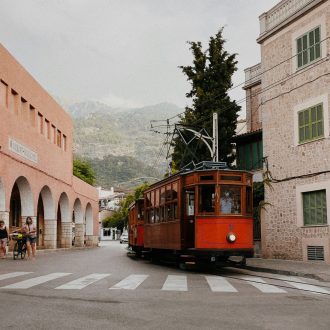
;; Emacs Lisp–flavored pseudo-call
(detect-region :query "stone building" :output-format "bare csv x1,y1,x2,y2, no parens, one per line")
0,43,99,249
258,0,330,263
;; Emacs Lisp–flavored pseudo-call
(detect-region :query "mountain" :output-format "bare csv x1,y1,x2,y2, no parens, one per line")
59,100,182,188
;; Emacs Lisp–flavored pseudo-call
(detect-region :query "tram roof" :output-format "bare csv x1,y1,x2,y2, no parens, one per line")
147,161,252,190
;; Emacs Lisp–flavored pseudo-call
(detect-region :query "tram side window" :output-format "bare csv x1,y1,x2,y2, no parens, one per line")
220,185,241,214
199,185,215,213
185,190,195,216
246,186,252,214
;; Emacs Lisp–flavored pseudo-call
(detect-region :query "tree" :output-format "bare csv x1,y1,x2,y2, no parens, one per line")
102,183,149,231
73,158,96,185
172,28,240,169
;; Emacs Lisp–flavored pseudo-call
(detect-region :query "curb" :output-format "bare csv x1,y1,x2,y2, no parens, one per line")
239,265,330,282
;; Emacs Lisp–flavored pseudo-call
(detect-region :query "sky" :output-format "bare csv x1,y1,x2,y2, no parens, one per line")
0,0,279,110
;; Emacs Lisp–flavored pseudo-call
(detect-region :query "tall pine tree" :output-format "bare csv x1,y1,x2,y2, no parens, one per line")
172,28,240,170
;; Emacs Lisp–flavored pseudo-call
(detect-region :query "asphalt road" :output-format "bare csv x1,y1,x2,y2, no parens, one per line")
0,242,329,330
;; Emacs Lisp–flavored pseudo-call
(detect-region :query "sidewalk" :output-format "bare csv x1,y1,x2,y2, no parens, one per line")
244,257,330,282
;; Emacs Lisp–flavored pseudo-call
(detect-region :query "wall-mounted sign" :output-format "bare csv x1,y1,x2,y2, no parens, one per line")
9,138,38,163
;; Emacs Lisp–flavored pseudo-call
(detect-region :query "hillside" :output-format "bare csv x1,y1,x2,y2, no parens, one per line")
60,100,182,188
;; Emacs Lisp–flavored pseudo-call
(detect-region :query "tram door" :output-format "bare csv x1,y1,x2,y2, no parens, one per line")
184,189,195,248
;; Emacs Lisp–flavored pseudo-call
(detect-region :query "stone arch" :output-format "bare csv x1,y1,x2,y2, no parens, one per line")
73,198,84,247
59,193,70,222
38,186,55,249
9,176,34,229
39,186,55,220
57,192,71,248
73,198,83,224
14,176,34,218
85,203,93,235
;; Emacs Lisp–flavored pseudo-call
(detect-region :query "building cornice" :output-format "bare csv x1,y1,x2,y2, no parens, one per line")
257,0,326,44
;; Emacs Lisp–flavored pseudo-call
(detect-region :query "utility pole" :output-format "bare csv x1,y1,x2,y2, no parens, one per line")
212,112,219,162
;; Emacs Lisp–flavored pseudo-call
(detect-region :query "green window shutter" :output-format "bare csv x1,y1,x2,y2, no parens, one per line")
296,26,321,69
315,27,321,59
298,104,323,143
297,37,303,68
303,190,327,226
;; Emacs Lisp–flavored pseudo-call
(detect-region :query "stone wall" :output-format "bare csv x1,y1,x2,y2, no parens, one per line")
261,1,330,262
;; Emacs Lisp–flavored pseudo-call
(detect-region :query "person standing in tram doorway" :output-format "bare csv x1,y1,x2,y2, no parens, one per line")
23,216,37,260
0,220,9,259
220,191,233,214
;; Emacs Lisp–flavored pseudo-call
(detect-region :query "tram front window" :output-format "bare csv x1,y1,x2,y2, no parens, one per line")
220,185,241,214
199,185,215,213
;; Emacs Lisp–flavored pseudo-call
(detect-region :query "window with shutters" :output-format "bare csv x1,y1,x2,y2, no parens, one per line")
303,190,327,226
298,103,323,143
296,26,321,69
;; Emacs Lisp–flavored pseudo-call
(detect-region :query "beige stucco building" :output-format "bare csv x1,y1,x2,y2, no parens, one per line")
258,0,330,263
0,43,99,249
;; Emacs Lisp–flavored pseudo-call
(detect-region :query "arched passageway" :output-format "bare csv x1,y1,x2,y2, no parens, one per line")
85,203,93,246
38,186,55,249
37,194,45,247
58,192,71,248
9,177,34,231
73,199,84,247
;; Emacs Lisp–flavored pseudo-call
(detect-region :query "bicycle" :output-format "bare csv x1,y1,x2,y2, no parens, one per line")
11,233,27,260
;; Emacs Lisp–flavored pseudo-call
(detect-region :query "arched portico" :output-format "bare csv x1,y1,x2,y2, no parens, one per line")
9,177,34,230
85,203,94,246
73,198,84,247
58,192,71,248
38,186,56,249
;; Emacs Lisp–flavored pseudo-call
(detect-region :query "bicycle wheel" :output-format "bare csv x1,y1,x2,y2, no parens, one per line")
21,243,27,259
13,242,19,260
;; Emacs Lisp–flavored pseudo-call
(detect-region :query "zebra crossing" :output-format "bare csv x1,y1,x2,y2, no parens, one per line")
0,271,329,295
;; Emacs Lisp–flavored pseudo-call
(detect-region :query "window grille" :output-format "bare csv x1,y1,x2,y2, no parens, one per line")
307,246,324,261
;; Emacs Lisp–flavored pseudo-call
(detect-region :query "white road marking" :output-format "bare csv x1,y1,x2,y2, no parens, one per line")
205,276,238,292
55,273,110,290
162,275,188,291
238,276,287,293
1,273,71,289
0,272,32,281
110,274,149,290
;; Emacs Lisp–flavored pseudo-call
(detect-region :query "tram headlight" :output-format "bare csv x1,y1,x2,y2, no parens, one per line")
226,232,236,243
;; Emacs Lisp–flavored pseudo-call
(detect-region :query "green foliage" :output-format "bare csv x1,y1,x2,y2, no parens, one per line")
73,158,96,185
102,183,149,231
88,155,161,189
172,28,240,170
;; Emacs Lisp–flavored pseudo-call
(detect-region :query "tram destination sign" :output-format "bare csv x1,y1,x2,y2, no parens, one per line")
9,138,38,164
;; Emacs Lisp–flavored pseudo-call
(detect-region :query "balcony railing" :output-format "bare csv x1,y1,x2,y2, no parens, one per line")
244,63,262,88
259,0,317,35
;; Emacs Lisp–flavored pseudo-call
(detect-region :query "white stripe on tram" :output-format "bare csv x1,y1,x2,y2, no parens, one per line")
1,273,71,289
110,274,149,290
162,275,188,291
55,273,110,290
239,276,287,293
205,276,238,292
0,272,32,281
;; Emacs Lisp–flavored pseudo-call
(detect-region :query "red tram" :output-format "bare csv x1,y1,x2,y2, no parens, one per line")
128,162,254,265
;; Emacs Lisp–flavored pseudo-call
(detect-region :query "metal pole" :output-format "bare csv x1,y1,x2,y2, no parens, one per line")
212,112,219,162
